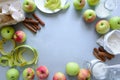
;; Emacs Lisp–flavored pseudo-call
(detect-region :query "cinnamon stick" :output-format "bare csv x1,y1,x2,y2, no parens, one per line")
104,52,115,60
94,48,99,53
34,24,41,30
98,46,115,60
93,49,105,62
23,22,37,33
98,46,106,52
32,13,45,26
31,24,38,30
24,19,39,24
98,52,106,62
93,46,115,62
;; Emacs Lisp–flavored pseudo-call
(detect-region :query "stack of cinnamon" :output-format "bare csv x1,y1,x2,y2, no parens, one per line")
93,46,115,62
23,13,45,33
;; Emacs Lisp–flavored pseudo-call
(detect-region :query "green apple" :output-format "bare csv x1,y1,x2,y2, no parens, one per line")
6,68,19,80
22,0,36,13
23,68,35,80
66,62,80,76
73,0,86,10
83,9,96,22
87,0,100,6
109,16,120,29
96,20,110,34
77,69,91,80
53,72,66,80
0,26,15,40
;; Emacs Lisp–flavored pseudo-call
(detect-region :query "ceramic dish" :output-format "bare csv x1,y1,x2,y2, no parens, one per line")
34,0,67,14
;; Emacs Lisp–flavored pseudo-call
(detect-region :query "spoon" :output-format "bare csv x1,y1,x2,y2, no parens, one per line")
104,64,120,69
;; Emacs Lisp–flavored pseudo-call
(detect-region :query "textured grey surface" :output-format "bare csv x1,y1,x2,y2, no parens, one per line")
0,0,120,80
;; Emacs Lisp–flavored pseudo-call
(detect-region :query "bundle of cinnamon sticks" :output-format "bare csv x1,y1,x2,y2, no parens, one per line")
23,13,45,33
93,46,115,62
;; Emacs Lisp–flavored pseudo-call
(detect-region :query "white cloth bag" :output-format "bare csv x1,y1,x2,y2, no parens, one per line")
0,0,25,27
97,30,120,55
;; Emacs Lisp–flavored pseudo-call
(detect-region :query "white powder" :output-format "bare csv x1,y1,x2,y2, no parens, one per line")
108,33,120,54
92,62,107,79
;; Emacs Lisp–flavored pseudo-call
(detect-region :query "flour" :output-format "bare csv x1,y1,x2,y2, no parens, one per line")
107,31,120,54
97,30,120,55
92,62,107,79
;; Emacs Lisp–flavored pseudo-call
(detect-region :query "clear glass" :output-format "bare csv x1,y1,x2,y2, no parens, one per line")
110,69,120,80
84,59,120,80
84,60,108,80
95,0,117,18
92,62,108,79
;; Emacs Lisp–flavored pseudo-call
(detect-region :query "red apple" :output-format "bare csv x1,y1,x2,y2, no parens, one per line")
53,72,66,80
77,69,91,80
96,20,110,34
22,68,35,80
83,9,96,23
13,30,26,43
36,66,49,80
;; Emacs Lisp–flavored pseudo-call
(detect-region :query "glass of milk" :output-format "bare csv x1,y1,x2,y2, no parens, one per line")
95,0,117,18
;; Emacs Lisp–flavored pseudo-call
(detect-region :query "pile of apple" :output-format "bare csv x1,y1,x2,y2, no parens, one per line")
73,0,100,10
73,0,120,35
0,26,26,43
6,66,49,80
3,0,120,80
95,16,120,35
22,0,120,35
0,26,25,80
6,62,90,80
66,62,90,80
35,62,90,80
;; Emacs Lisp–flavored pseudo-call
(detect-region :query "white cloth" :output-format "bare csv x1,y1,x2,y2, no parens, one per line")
97,30,120,55
0,0,25,27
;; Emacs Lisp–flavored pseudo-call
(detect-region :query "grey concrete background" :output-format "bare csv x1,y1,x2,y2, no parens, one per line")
0,0,120,80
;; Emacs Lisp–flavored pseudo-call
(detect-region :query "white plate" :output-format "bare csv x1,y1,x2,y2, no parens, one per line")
34,0,67,14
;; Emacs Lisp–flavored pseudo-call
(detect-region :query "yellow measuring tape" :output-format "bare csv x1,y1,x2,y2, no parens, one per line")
0,39,16,55
0,39,38,67
12,45,38,67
